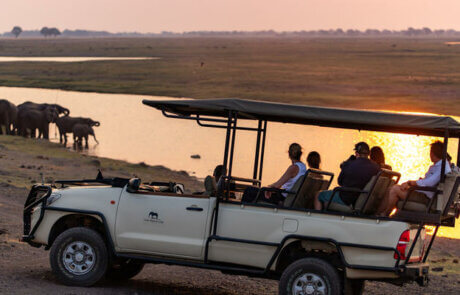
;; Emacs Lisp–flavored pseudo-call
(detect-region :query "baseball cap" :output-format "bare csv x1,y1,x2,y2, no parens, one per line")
354,142,370,155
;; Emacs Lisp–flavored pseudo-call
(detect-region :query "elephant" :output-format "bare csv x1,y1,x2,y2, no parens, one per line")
56,116,100,145
0,99,18,135
17,101,70,116
16,106,59,139
72,123,99,148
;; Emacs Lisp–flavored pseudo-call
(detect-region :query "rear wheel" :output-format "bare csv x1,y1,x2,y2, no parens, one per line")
279,257,341,295
50,227,108,286
106,259,144,280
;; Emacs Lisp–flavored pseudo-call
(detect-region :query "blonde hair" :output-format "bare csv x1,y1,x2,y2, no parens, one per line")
288,143,302,161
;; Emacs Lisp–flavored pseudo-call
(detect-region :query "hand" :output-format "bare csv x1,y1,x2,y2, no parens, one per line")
264,191,271,199
401,182,410,191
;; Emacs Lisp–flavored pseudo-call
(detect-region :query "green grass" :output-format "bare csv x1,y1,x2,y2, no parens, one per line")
0,37,459,115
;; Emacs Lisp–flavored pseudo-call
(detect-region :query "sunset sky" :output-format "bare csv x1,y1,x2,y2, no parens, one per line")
1,0,459,33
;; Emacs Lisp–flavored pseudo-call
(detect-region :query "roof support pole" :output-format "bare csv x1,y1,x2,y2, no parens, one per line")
457,137,460,167
228,112,237,179
214,111,233,237
253,120,263,182
441,130,449,183
222,111,233,176
258,120,268,182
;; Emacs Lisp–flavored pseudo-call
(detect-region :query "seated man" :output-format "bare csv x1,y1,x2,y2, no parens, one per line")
378,141,451,215
314,142,380,210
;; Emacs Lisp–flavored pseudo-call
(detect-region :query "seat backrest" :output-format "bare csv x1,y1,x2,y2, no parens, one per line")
353,176,377,212
357,176,392,214
288,176,324,209
320,179,330,191
204,175,217,196
437,171,460,213
283,174,307,207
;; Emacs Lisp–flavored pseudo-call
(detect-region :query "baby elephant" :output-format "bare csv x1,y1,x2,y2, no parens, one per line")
72,123,99,148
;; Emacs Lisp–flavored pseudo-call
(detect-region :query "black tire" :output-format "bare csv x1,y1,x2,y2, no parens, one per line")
343,279,365,295
50,227,108,287
279,257,341,295
106,259,144,280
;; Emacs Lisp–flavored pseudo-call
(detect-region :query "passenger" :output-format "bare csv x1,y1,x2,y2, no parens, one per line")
370,146,392,170
307,151,321,169
213,165,226,183
447,153,460,173
378,141,451,215
314,142,379,210
203,165,226,196
306,151,323,179
242,143,306,204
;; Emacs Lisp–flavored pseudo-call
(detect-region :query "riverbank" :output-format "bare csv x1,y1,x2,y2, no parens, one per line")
0,135,202,191
0,37,459,116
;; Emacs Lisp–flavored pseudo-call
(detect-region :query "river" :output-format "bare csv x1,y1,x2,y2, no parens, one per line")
1,86,459,239
0,57,159,62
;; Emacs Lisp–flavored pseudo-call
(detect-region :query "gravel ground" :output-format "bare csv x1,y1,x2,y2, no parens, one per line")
1,184,459,294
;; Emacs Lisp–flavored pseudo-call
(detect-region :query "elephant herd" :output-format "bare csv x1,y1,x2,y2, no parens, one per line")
0,99,100,148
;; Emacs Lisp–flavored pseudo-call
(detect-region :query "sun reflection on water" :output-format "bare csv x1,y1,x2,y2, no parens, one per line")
357,116,459,239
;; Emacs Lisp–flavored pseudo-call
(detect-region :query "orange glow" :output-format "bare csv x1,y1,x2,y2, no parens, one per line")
359,131,438,183
360,131,459,239
389,208,397,217
356,112,460,239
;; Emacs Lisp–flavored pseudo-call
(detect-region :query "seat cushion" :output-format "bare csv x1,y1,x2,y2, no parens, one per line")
397,201,428,212
328,202,353,213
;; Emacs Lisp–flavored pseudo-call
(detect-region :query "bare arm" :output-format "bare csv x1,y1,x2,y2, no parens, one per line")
269,165,299,188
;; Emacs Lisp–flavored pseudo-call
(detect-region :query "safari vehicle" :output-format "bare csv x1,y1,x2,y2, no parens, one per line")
22,99,460,295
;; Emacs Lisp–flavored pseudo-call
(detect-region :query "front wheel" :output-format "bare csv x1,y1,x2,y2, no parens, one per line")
50,227,108,286
279,257,341,295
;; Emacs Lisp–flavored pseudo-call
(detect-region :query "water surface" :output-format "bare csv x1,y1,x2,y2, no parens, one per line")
1,86,459,239
0,57,159,62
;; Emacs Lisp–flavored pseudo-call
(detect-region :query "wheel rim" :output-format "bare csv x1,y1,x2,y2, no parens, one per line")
62,241,96,275
292,272,327,295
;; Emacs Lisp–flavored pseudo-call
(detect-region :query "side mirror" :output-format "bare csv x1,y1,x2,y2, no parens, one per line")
127,178,141,193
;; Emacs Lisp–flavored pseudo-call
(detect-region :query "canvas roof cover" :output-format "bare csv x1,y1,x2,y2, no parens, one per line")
143,98,460,137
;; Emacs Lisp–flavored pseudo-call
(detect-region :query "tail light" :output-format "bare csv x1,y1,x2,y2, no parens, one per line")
394,230,410,260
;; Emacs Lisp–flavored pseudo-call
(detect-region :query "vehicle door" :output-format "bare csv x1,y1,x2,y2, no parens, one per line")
115,188,212,258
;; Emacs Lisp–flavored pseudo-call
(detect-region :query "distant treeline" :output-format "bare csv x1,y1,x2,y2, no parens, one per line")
2,27,460,38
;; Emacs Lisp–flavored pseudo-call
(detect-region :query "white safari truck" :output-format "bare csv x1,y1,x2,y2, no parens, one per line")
22,99,460,295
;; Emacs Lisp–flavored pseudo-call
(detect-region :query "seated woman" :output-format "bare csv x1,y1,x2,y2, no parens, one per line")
242,143,306,205
307,151,323,179
370,146,392,170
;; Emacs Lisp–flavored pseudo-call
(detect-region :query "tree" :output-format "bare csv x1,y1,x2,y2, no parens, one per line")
40,27,50,37
11,26,22,38
422,27,432,35
49,27,61,37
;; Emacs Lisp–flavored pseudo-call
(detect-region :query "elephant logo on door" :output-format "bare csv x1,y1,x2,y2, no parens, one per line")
145,211,163,223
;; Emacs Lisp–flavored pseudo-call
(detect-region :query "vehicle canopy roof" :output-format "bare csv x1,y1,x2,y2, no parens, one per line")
143,98,460,137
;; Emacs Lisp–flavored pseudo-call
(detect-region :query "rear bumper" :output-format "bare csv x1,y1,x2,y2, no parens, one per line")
399,263,430,286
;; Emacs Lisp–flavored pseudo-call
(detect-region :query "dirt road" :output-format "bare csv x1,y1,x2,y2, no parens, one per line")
1,184,458,295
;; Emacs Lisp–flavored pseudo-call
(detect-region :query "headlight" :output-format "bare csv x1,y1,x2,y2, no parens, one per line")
46,193,62,206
